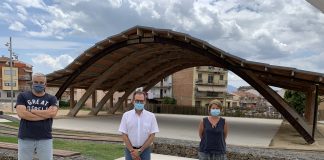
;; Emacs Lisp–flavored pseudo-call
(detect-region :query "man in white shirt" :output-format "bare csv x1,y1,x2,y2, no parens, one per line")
119,91,159,160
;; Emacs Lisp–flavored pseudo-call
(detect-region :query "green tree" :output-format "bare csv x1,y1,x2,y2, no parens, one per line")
284,90,306,115
162,97,177,104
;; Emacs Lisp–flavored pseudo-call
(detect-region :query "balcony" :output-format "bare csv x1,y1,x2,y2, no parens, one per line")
18,75,32,81
153,82,172,88
195,80,227,86
195,91,226,99
196,66,227,73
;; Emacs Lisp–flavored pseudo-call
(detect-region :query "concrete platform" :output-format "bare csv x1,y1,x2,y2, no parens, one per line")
114,153,197,160
52,113,282,147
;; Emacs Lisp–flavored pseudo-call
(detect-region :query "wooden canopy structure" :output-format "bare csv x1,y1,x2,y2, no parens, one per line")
46,26,324,144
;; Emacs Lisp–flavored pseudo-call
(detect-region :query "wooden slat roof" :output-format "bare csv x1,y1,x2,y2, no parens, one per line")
46,26,324,95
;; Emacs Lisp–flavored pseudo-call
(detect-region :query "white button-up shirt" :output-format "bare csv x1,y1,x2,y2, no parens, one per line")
118,109,159,147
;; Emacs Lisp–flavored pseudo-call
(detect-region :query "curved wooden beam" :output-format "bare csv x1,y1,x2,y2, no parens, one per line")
68,46,183,116
89,55,210,115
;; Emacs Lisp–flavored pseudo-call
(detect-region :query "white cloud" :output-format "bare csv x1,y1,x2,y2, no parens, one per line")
26,5,86,39
129,0,160,19
17,13,27,21
274,51,324,73
13,0,46,9
228,72,249,88
64,0,91,6
8,21,26,31
0,37,86,50
32,54,74,71
1,0,324,83
16,5,28,15
3,2,13,11
107,0,123,8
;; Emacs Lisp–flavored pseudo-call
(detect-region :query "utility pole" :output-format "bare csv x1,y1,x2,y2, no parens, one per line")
5,37,14,113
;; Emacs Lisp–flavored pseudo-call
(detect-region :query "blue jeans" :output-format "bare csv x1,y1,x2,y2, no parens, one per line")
198,152,227,160
125,147,151,160
18,139,53,160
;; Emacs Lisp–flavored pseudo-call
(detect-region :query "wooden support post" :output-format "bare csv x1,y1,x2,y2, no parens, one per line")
124,99,128,112
69,87,75,109
92,90,97,109
112,90,133,114
88,91,113,115
305,87,316,124
312,84,319,138
109,97,113,113
240,70,314,144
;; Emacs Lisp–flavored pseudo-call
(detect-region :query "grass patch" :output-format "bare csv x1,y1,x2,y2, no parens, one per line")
53,139,124,160
0,136,124,160
0,121,19,127
0,136,17,143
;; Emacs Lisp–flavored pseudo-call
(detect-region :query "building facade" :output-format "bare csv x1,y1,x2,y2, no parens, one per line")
0,56,32,103
172,66,228,107
148,75,172,100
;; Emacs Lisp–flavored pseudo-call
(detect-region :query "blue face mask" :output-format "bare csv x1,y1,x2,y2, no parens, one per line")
210,109,221,116
134,103,144,110
33,84,45,93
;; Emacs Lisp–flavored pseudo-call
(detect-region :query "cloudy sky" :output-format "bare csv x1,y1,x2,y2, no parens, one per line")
0,0,323,87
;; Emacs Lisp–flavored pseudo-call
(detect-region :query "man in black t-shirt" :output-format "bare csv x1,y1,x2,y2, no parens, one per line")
15,73,58,160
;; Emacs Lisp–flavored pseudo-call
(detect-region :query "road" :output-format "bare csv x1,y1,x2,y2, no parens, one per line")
53,113,282,147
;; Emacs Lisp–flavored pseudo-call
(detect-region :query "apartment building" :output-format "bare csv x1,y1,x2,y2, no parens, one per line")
0,56,32,102
172,66,228,107
149,75,172,100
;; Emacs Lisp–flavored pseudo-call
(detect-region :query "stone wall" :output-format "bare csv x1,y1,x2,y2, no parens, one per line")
152,138,322,160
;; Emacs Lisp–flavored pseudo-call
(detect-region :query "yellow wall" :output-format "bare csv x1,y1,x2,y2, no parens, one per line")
2,67,19,90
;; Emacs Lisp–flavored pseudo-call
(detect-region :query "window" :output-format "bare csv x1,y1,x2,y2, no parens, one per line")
208,74,214,83
207,92,218,97
220,75,224,80
4,81,16,87
198,73,202,82
195,101,201,107
164,76,168,82
4,70,16,76
7,92,15,97
208,66,214,69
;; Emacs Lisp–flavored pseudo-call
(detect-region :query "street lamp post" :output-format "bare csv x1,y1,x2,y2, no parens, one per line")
5,37,14,113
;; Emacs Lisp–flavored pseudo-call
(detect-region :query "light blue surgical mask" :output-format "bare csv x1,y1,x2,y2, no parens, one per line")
134,103,144,110
210,109,221,116
33,84,45,93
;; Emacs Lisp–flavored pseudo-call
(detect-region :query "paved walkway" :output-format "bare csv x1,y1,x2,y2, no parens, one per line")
52,113,282,147
3,112,323,159
0,119,10,122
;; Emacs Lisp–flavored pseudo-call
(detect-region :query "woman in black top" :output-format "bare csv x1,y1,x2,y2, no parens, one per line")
198,99,228,160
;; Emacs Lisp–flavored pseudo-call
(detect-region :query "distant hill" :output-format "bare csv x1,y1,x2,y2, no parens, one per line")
227,85,237,93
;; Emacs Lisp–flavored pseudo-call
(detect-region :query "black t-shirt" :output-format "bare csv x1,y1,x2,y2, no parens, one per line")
15,91,58,140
